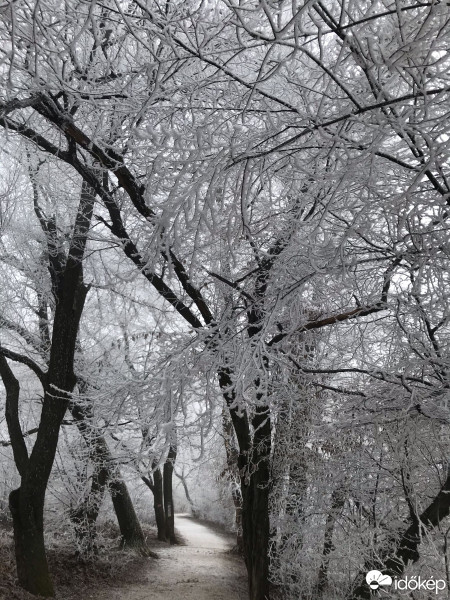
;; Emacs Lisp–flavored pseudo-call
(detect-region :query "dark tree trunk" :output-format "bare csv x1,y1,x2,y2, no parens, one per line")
7,283,88,596
241,407,271,600
3,277,89,595
0,181,95,596
153,468,166,541
142,466,166,541
0,356,51,595
9,487,53,596
241,472,271,600
218,366,271,600
109,478,150,553
163,446,177,544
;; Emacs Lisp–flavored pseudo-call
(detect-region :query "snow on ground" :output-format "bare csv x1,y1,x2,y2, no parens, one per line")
88,514,248,600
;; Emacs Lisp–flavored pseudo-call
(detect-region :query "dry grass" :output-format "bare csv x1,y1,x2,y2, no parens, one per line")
0,521,159,600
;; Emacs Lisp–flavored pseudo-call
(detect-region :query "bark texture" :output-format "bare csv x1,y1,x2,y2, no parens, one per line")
219,366,271,600
109,478,148,552
0,181,94,596
142,466,166,541
163,446,177,544
7,278,88,595
153,467,167,541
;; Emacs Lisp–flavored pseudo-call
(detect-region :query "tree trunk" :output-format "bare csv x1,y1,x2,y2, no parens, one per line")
241,408,271,600
69,457,108,557
109,478,150,553
69,400,110,556
218,365,271,600
222,409,244,551
241,472,271,600
69,480,105,557
0,355,54,596
175,469,199,519
317,486,346,597
9,487,53,596
5,281,89,596
2,180,95,596
153,468,166,541
163,446,177,544
142,466,166,541
70,393,155,556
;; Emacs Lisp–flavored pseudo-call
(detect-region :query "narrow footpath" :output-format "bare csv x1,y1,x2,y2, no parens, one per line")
91,514,248,600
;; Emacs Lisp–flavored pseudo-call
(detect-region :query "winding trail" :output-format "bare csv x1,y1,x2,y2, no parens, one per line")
94,514,248,600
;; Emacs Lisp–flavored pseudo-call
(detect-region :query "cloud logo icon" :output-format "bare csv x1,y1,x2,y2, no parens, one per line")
366,570,393,590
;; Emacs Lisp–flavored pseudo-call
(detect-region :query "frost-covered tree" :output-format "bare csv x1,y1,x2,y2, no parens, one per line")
1,1,450,599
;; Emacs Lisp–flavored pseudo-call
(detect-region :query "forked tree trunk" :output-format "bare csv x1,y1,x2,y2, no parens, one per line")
123,332,167,543
142,465,166,541
163,446,177,544
0,356,53,596
153,467,166,541
2,181,94,596
7,277,88,596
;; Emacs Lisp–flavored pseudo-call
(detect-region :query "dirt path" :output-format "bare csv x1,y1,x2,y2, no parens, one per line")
89,514,248,600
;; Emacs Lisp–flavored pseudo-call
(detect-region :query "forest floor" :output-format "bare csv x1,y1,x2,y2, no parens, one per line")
0,514,248,600
90,514,248,600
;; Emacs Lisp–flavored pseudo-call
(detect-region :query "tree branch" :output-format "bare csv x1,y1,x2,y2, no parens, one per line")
0,354,29,477
269,259,400,346
0,345,46,384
